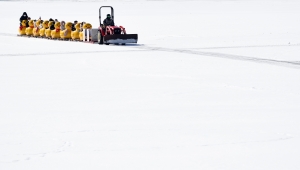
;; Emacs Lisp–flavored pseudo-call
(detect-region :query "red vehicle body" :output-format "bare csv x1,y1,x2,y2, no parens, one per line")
98,6,138,45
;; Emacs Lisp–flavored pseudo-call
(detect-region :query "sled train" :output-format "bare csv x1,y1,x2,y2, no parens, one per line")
18,6,138,45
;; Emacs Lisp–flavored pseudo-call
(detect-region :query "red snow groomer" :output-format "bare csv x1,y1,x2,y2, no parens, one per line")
98,6,138,45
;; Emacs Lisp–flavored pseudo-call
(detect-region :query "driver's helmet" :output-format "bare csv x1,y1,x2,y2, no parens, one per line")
107,14,111,19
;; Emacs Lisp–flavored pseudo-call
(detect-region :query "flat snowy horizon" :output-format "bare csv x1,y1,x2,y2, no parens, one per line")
1,0,300,169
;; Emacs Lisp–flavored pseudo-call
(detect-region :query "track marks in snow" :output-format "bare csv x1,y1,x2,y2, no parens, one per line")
2,31,300,68
181,44,300,50
213,133,294,147
2,44,299,69
0,32,15,37
134,46,300,69
0,49,149,57
0,140,72,163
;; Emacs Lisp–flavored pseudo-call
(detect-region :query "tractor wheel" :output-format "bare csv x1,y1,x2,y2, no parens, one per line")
98,30,103,44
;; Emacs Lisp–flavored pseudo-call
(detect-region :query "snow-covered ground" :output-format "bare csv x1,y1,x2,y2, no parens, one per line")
1,0,300,169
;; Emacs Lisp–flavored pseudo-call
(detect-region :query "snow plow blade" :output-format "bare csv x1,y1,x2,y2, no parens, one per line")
104,34,138,44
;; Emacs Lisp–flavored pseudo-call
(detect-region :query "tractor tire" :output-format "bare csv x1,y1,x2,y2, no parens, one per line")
98,30,103,45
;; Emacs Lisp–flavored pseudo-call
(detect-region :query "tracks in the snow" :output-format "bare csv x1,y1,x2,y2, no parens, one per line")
0,32,15,37
0,50,149,57
1,32,300,69
132,46,300,69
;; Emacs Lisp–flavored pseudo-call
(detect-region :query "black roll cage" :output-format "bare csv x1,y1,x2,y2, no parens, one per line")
99,6,114,26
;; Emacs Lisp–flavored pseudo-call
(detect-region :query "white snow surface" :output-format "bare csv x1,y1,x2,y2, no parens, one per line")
1,0,300,169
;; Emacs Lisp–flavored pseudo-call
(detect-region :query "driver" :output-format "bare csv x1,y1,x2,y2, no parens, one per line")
103,14,115,27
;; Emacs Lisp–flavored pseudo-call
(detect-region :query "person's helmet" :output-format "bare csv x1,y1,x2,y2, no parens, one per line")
107,14,111,19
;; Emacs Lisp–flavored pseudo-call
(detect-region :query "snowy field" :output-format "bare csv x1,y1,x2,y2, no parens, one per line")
1,0,300,169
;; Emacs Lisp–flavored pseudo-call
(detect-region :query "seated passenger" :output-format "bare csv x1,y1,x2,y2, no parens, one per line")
80,22,86,32
39,20,44,29
60,21,65,30
72,20,78,31
48,18,55,30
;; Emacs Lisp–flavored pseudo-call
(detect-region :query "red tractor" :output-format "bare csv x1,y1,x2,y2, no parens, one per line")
98,6,138,45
